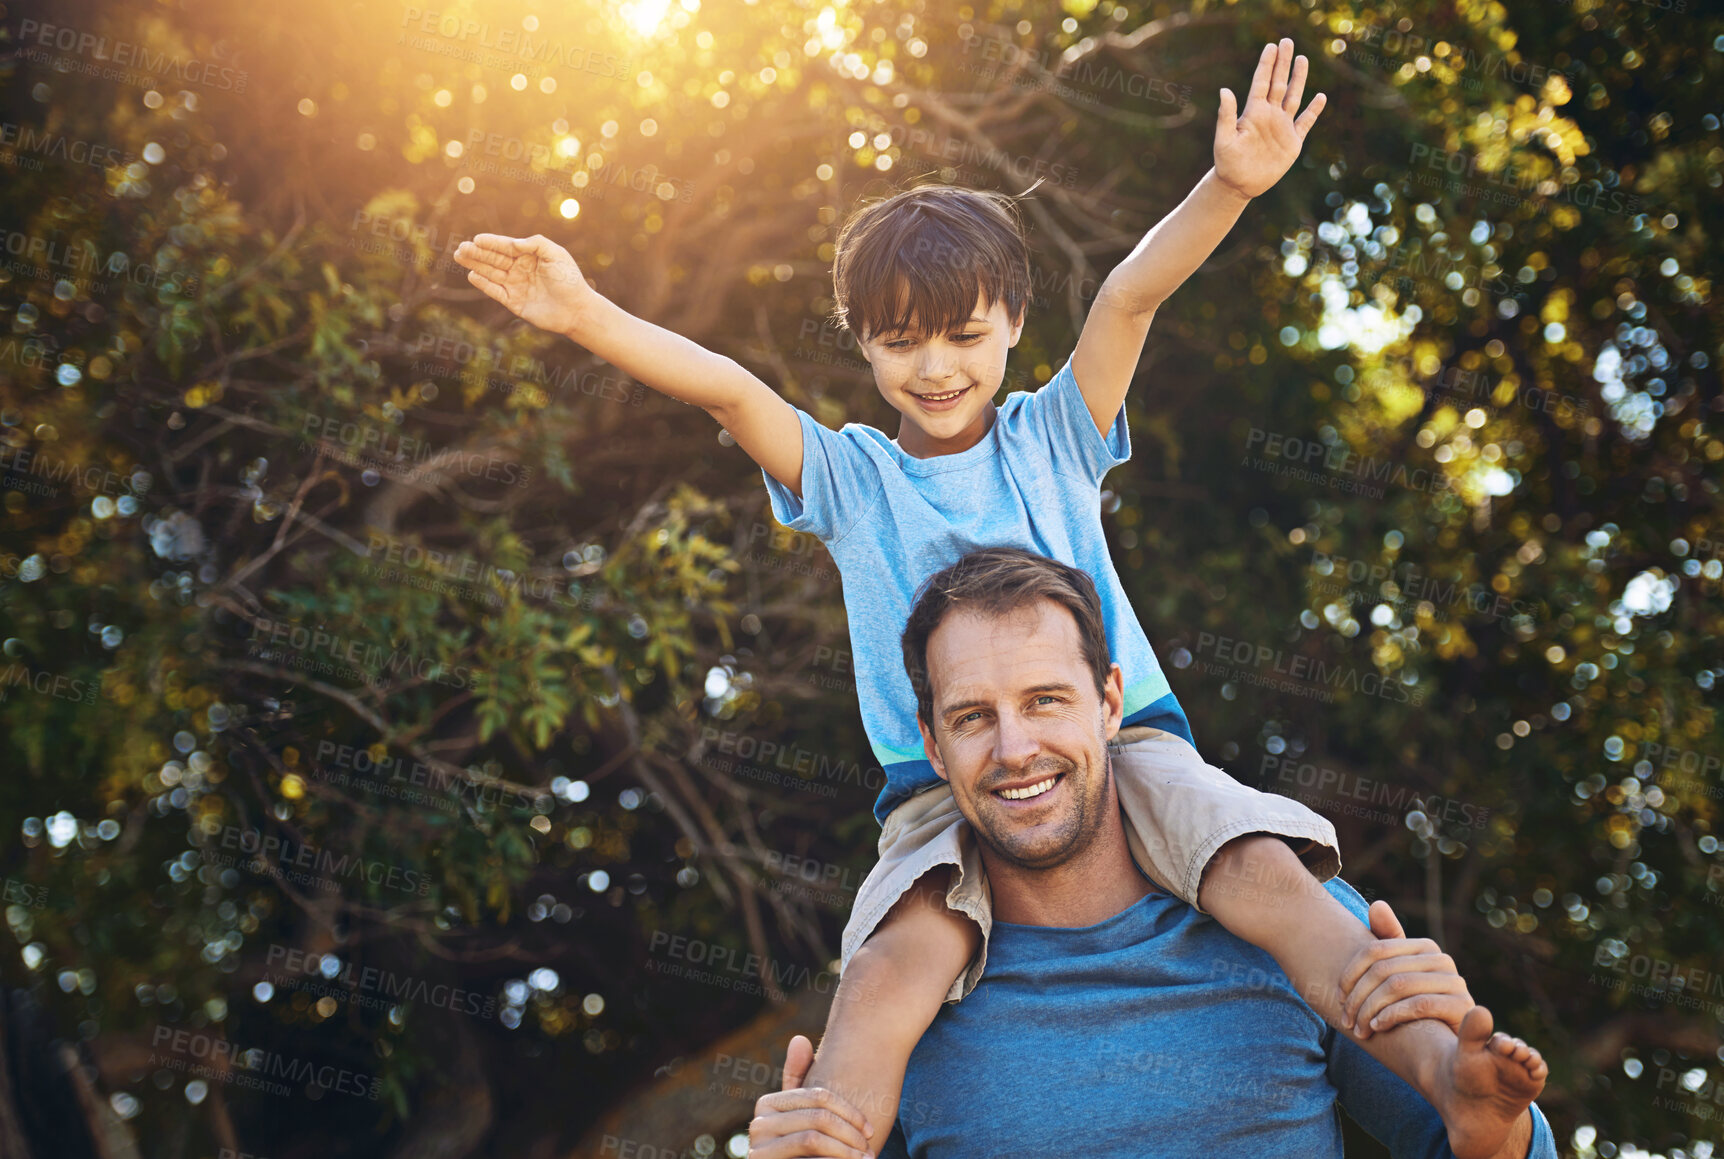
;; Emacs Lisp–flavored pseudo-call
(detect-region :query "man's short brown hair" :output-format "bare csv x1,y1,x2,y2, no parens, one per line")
830,183,1034,343
901,547,1111,729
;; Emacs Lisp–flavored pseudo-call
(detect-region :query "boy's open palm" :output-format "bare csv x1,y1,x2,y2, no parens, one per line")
454,233,590,335
1215,38,1326,199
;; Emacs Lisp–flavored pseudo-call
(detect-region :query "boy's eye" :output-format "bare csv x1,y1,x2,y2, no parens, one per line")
885,332,981,350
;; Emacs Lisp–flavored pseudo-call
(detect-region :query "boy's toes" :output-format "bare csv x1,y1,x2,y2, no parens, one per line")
1459,1004,1495,1046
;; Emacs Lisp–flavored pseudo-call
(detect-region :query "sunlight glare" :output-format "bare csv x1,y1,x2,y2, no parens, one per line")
620,0,672,37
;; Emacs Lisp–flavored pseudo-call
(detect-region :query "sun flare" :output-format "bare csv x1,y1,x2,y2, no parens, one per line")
619,0,673,38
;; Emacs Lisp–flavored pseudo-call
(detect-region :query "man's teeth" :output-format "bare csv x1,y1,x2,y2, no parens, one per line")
999,776,1058,801
919,387,965,402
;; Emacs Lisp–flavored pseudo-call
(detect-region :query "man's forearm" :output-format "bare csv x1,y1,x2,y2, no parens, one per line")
1100,168,1253,313
561,291,761,414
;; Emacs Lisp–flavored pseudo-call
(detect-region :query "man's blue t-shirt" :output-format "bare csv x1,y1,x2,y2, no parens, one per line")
761,357,1191,825
883,878,1557,1158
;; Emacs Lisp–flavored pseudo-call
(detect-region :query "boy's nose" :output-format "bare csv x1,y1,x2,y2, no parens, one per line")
916,364,957,389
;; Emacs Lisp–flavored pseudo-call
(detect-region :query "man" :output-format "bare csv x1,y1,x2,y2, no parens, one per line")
750,548,1554,1158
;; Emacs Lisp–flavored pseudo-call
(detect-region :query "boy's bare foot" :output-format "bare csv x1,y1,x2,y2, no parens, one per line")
1438,1005,1548,1159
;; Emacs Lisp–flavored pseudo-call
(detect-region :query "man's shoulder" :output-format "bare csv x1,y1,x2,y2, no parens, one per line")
1321,877,1372,924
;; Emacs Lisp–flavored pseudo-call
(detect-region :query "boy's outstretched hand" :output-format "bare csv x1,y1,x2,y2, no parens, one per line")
1214,38,1327,200
453,233,592,335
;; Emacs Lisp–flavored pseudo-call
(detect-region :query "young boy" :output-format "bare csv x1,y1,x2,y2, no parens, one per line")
456,38,1546,1157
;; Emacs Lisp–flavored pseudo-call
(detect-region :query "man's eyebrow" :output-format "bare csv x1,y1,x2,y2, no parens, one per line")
938,681,1079,720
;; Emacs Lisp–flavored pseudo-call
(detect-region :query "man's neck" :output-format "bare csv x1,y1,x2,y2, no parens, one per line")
983,811,1154,928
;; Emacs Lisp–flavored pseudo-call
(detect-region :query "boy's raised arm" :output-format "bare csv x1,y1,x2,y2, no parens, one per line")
455,233,806,497
1070,38,1325,437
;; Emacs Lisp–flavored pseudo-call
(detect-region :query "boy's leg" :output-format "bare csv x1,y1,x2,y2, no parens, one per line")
806,866,980,1154
1199,837,1544,1159
1110,730,1543,1159
808,785,987,1154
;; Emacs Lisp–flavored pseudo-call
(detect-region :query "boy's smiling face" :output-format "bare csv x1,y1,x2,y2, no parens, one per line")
856,286,1025,460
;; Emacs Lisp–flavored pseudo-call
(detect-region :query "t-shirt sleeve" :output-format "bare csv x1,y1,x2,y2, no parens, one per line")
759,406,883,545
1320,881,1558,1159
1008,354,1131,483
878,1120,912,1159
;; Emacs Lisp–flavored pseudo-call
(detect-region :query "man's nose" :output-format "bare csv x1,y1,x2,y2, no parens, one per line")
992,711,1041,768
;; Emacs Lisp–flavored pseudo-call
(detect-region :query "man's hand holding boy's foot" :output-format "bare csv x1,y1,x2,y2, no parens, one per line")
1340,900,1548,1159
749,1034,876,1159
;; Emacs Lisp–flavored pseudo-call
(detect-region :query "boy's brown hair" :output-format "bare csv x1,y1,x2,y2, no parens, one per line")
901,546,1111,730
830,182,1038,343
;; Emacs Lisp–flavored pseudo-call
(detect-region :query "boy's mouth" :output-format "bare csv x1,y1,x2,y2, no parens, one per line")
911,385,970,412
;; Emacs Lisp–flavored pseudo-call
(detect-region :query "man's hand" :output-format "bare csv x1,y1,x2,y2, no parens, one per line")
1214,38,1326,200
453,233,593,336
1338,900,1474,1040
747,1034,877,1159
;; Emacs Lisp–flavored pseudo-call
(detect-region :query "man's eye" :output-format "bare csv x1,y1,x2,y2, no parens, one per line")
956,711,982,725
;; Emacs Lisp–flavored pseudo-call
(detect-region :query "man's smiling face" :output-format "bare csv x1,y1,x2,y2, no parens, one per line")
917,598,1124,869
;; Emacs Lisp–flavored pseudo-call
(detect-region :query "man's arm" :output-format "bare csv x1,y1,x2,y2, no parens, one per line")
455,233,806,496
1070,38,1325,437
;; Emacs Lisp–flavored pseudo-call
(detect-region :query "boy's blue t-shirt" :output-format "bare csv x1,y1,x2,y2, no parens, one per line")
760,355,1192,825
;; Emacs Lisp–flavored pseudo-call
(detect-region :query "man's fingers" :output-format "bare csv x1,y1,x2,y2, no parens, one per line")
1339,931,1434,998
1353,967,1468,1031
782,1035,814,1091
1360,992,1474,1037
1367,899,1406,941
756,1085,871,1140
747,1123,872,1159
1345,946,1452,1005
747,1107,871,1156
1340,941,1447,1021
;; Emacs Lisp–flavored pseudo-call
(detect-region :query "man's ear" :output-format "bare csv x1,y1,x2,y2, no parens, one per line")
1101,662,1125,741
918,714,948,781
